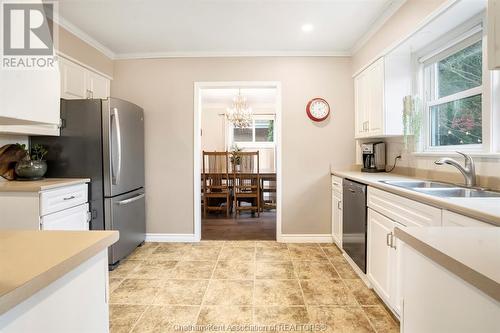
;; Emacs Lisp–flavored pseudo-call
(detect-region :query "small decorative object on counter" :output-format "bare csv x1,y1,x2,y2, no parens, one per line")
0,144,29,181
14,144,49,180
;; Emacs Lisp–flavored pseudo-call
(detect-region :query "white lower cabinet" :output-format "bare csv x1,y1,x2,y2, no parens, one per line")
442,210,495,227
401,244,500,333
0,183,90,231
367,208,402,315
331,176,343,247
41,203,90,230
366,187,442,317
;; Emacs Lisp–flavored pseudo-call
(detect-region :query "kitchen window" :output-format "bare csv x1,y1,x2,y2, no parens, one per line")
422,29,486,151
230,115,275,148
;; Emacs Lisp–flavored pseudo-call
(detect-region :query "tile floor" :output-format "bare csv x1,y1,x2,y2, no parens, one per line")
109,241,399,333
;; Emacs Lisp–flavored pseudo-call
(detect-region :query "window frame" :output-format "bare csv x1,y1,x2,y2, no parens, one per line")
419,25,491,153
228,114,276,148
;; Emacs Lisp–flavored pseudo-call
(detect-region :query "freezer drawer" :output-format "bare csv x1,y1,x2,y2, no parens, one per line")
41,203,90,230
105,189,146,265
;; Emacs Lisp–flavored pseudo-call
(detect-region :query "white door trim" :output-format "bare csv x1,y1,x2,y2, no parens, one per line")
193,81,283,242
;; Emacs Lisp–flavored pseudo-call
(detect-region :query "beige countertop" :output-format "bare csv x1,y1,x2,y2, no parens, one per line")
0,178,90,192
0,230,119,315
331,170,500,227
394,226,500,302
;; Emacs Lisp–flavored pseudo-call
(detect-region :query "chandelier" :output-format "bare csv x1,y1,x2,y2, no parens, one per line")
226,89,253,128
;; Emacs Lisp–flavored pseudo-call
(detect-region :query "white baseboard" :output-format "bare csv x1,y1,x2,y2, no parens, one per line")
277,234,333,243
145,233,200,242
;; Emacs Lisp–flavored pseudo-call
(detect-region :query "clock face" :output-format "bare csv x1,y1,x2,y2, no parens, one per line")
306,98,330,121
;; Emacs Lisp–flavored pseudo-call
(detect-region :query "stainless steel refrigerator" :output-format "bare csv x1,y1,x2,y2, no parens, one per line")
31,98,146,267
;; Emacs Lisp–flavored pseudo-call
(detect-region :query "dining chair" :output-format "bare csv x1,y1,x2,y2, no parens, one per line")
232,151,260,217
260,175,276,211
202,151,231,217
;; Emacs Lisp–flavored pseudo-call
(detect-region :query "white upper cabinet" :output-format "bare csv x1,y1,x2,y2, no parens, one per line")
60,58,87,99
354,54,411,139
488,0,500,69
87,71,110,99
0,63,60,126
59,57,110,100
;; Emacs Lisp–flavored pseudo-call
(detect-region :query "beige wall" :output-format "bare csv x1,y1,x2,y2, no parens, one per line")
57,24,114,77
352,0,449,74
111,57,355,235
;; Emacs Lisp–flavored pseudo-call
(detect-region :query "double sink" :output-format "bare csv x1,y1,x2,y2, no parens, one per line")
380,180,500,198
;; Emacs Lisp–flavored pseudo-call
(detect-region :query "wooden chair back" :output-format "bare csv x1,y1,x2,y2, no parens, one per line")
202,151,230,193
232,151,259,193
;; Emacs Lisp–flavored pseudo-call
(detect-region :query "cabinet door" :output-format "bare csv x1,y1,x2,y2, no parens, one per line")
367,58,384,135
332,193,342,247
41,203,90,230
367,208,393,302
392,222,404,316
60,58,88,99
0,65,60,125
87,71,110,99
442,210,494,227
354,73,368,138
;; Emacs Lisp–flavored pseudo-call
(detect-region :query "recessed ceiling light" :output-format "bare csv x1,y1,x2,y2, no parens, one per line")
301,24,314,32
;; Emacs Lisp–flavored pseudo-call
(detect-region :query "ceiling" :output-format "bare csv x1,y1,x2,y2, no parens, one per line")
201,88,277,107
56,0,404,59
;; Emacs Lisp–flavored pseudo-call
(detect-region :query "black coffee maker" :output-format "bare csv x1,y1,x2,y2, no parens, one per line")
361,142,386,172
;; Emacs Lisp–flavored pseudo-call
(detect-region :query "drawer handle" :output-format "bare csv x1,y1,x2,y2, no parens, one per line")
63,195,76,201
337,201,342,210
333,182,339,186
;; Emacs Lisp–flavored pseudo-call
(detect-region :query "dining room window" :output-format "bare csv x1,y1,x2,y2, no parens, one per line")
422,28,485,151
230,115,275,147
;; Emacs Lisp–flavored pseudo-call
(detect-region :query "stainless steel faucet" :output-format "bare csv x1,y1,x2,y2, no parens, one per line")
434,152,477,187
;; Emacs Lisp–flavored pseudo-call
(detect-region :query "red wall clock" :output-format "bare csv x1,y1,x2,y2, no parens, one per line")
306,98,330,122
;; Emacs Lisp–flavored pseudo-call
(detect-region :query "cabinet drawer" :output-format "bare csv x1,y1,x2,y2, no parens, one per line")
442,210,496,227
41,203,90,230
367,187,441,227
331,176,343,193
40,184,88,216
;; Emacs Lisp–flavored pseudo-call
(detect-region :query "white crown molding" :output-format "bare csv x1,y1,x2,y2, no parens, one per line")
53,15,116,60
350,0,408,55
113,50,351,60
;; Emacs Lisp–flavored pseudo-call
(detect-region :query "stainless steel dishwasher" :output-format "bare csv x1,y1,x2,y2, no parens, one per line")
342,179,367,273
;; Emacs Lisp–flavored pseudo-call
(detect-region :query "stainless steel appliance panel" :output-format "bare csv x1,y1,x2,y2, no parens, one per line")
342,179,367,273
103,98,145,197
105,188,146,265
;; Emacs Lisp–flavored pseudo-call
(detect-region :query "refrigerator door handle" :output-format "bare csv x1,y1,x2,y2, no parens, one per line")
111,107,122,185
116,193,145,206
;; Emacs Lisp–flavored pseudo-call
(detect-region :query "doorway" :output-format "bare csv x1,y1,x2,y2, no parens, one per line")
194,82,282,241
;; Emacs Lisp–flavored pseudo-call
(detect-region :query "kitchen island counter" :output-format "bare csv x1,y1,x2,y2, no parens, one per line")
0,230,118,332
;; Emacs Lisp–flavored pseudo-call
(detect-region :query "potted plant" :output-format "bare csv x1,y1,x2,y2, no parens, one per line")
230,144,242,172
15,144,48,180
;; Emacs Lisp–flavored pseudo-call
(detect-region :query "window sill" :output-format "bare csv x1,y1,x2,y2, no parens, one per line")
412,152,500,159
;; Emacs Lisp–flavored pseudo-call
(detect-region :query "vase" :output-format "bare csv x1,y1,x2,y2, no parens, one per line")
15,160,48,180
235,164,241,172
